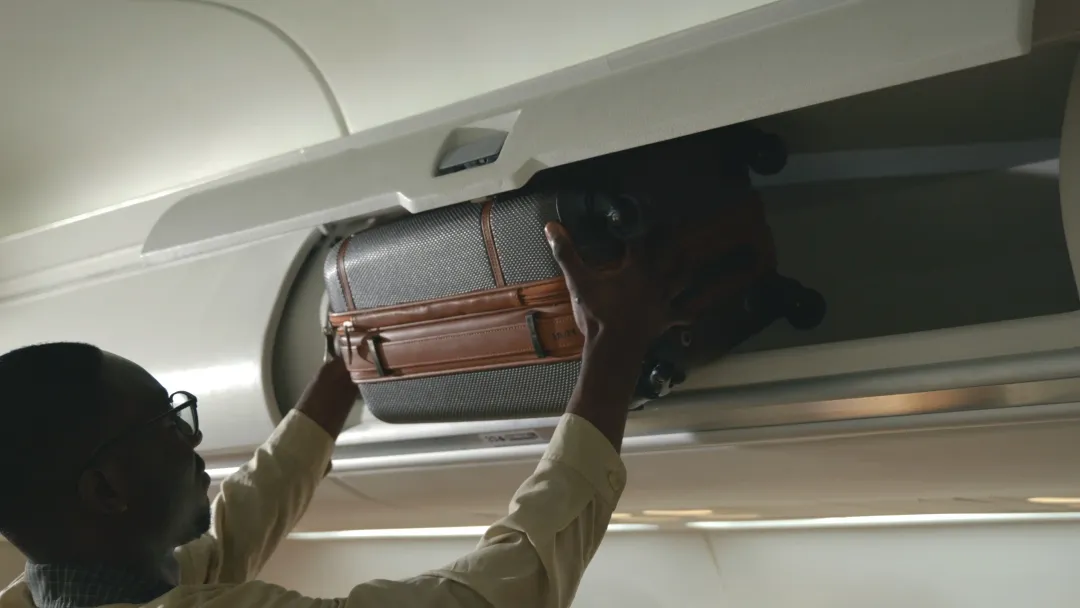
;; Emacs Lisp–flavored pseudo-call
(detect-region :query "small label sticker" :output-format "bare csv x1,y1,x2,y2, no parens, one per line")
478,430,543,446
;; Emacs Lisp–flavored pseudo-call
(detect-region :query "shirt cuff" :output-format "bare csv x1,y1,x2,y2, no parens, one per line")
264,409,336,478
541,414,628,507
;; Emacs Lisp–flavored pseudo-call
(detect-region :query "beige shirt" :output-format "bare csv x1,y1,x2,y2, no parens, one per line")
1,409,626,607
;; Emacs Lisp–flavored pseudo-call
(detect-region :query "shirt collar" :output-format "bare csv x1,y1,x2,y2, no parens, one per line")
24,562,174,608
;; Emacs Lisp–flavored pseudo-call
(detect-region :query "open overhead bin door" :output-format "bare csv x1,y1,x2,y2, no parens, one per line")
142,0,1037,261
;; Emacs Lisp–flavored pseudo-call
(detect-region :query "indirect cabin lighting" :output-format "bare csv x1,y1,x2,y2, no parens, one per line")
206,466,241,479
599,515,679,524
287,523,658,541
157,362,260,396
1027,497,1080,505
696,513,760,520
686,512,1080,530
641,509,715,517
289,526,489,540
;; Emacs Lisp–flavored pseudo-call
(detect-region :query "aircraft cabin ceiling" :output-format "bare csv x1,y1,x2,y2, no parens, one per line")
215,406,1080,532
3,0,1080,531
0,0,778,238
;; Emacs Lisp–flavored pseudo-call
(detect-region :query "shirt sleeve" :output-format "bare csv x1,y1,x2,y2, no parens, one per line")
343,413,628,608
175,409,336,585
166,413,626,608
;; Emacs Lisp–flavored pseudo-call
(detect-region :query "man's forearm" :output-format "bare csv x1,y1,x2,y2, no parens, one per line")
564,333,644,452
295,358,359,439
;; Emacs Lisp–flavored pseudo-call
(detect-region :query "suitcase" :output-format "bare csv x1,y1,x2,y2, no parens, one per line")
324,124,825,423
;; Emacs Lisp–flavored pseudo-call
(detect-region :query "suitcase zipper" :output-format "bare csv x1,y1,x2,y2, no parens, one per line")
336,236,358,311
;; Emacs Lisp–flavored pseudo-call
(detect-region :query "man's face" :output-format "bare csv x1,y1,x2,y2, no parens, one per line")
84,353,212,551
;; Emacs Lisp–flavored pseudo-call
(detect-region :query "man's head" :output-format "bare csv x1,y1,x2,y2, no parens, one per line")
0,343,211,565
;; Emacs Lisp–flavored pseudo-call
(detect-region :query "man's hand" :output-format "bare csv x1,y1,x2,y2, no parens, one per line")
544,222,691,450
544,222,690,351
295,357,359,440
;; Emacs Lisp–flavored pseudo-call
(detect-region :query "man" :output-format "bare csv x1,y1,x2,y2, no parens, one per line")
0,221,691,607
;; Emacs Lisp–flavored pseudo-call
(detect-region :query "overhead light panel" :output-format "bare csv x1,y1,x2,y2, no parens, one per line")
605,524,659,532
604,516,679,524
287,523,658,541
700,513,760,520
641,509,715,517
687,512,1080,531
1027,497,1080,505
205,466,241,478
289,526,489,540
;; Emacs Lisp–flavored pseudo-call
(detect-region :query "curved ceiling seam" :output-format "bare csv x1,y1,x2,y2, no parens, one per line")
156,0,351,137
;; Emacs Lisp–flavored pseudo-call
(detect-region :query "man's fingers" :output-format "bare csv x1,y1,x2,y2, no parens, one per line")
624,236,648,269
665,262,697,301
545,222,590,281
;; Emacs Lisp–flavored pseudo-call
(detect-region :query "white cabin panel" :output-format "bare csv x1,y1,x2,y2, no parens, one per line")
219,0,805,132
0,0,342,238
142,0,1033,259
0,230,317,453
252,524,1080,607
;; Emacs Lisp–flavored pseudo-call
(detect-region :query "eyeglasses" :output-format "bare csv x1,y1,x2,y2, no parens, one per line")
162,391,200,438
83,391,200,468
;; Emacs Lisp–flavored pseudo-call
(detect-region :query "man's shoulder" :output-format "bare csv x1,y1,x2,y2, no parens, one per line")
0,577,331,608
149,581,338,608
175,534,217,584
0,576,33,608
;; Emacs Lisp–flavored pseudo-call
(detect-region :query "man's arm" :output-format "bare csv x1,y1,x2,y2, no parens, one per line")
178,219,691,606
339,338,634,607
175,342,635,608
175,359,357,584
336,223,687,607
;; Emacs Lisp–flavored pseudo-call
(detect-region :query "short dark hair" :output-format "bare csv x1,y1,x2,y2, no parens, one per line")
0,342,107,532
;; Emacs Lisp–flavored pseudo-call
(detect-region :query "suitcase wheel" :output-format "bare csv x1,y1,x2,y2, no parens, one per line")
746,132,788,176
604,194,651,240
744,274,826,330
782,285,826,330
637,360,687,400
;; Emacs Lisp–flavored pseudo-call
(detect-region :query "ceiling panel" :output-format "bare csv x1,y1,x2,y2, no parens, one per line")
311,417,1080,530
220,0,785,134
202,416,1080,532
0,0,342,237
282,495,1080,533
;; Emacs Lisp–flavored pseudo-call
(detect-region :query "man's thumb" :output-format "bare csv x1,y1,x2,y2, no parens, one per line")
544,222,587,279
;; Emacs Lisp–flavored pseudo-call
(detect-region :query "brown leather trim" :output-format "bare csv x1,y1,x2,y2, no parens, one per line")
337,289,520,331
480,198,506,288
329,277,568,330
336,235,357,311
340,304,583,380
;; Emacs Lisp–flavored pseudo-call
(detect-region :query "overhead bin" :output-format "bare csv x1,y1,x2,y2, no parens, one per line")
251,43,1080,465
2,0,1074,467
142,0,1035,261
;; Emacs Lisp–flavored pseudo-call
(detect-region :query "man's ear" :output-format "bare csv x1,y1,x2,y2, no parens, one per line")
77,467,128,515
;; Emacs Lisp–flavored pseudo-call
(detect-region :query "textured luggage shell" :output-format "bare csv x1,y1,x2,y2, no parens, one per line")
325,192,581,422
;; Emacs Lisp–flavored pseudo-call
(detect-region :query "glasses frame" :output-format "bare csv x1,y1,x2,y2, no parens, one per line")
82,390,200,469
